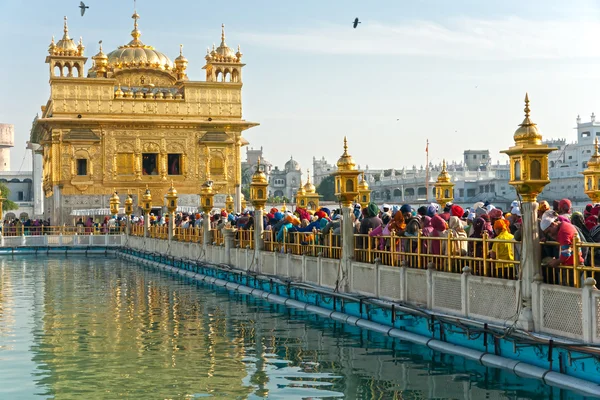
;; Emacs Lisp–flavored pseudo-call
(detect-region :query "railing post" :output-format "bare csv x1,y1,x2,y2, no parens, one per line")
340,205,355,293
461,266,470,317
573,235,581,288
446,231,452,272
582,277,596,342
516,201,542,331
482,232,489,277
223,227,235,266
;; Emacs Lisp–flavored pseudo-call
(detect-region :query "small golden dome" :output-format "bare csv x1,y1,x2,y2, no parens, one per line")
358,172,369,190
336,137,356,171
303,170,316,194
251,157,268,184
167,181,177,196
175,44,188,64
436,160,451,183
142,186,152,201
110,190,120,202
125,193,133,205
106,11,174,71
115,84,124,98
297,183,306,196
225,194,233,202
50,17,80,56
514,93,542,145
214,24,236,60
588,138,600,169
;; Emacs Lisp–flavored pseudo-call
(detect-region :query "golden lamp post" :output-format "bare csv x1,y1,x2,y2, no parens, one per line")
357,172,371,209
333,137,361,293
295,180,307,209
303,169,320,210
582,137,600,203
434,160,454,205
200,175,215,247
109,189,120,217
166,181,178,240
141,186,153,237
500,93,556,330
225,194,234,214
250,157,269,255
124,192,134,235
334,137,360,208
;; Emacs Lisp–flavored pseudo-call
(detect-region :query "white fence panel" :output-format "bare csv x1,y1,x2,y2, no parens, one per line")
276,253,289,277
320,259,339,289
289,255,303,280
378,265,401,302
467,276,519,324
405,269,427,306
351,262,376,296
305,257,319,285
539,284,583,341
431,272,462,314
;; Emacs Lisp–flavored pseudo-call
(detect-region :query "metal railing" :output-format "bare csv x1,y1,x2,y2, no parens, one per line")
212,229,224,246
173,227,203,243
1,225,125,236
541,238,600,288
235,229,254,249
263,229,341,259
354,231,520,279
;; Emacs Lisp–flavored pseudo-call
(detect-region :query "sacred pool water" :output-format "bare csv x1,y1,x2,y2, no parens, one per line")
0,256,593,399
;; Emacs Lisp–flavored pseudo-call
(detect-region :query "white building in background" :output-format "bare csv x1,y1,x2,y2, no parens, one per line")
241,147,303,200
0,123,36,220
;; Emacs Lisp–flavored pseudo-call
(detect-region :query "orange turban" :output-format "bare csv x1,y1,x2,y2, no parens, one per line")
493,219,509,232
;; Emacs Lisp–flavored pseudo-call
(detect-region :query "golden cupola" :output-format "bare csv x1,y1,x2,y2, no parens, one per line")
49,17,81,57
334,137,361,207
336,137,356,172
174,44,189,81
582,138,600,202
303,170,316,194
357,172,371,208
203,24,244,83
435,160,454,205
501,94,556,202
89,41,109,78
297,180,306,196
46,16,87,78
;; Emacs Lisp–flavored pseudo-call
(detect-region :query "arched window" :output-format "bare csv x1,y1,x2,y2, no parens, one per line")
393,188,402,197
232,69,239,82
514,160,521,180
54,64,62,77
417,187,427,196
224,72,231,82
530,159,541,180
346,179,354,192
405,188,415,196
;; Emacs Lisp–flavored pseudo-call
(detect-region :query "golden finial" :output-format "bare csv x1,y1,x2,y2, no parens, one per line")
63,16,69,36
257,156,262,168
179,44,183,56
524,92,530,118
343,136,348,155
131,6,141,43
306,169,311,183
514,92,541,144
595,137,600,157
442,159,447,171
99,40,103,53
221,23,226,45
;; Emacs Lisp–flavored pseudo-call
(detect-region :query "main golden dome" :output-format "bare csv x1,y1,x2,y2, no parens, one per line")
105,11,173,71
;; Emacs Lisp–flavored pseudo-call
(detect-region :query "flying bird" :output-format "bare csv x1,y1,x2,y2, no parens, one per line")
80,1,89,16
353,17,361,28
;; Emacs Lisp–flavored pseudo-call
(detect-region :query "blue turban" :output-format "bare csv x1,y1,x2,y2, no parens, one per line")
391,205,401,216
320,207,331,217
427,205,437,217
273,212,284,222
400,204,412,214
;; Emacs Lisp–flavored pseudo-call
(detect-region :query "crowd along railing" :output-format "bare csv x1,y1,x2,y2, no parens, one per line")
541,238,600,288
2,225,126,236
263,229,341,259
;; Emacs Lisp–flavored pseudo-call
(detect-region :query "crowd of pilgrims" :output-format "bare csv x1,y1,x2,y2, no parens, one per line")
3,197,592,269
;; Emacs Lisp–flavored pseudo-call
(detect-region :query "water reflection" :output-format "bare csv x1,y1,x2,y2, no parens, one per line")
0,257,593,399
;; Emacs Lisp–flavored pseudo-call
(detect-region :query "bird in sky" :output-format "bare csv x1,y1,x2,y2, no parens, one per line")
353,18,361,28
80,1,89,16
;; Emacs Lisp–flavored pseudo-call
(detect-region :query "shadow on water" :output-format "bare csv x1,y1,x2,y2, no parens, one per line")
0,256,596,399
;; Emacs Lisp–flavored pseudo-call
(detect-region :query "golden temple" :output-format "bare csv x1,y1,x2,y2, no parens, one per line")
30,12,258,223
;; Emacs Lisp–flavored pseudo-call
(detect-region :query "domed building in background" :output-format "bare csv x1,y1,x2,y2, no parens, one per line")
30,11,258,223
242,150,302,201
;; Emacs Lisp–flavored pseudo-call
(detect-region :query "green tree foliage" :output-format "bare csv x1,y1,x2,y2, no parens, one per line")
0,182,18,212
316,175,336,201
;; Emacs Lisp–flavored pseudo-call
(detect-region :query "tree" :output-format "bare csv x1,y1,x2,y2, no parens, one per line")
0,182,18,212
316,175,336,201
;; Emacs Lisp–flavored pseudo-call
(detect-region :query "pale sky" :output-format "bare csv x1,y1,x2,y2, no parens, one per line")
1,0,600,176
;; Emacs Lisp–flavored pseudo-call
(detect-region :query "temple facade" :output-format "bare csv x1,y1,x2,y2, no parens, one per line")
29,13,257,223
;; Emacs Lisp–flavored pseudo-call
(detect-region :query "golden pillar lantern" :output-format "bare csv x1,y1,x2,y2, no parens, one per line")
250,157,268,210
141,185,153,214
200,176,215,214
124,192,134,216
225,194,234,214
501,94,556,202
109,189,120,216
281,201,287,212
241,193,247,211
295,180,307,209
303,169,320,210
582,137,600,203
334,137,361,207
166,181,179,213
434,160,454,205
357,172,371,208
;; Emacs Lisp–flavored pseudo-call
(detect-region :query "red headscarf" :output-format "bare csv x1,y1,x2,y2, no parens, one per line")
450,204,464,218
